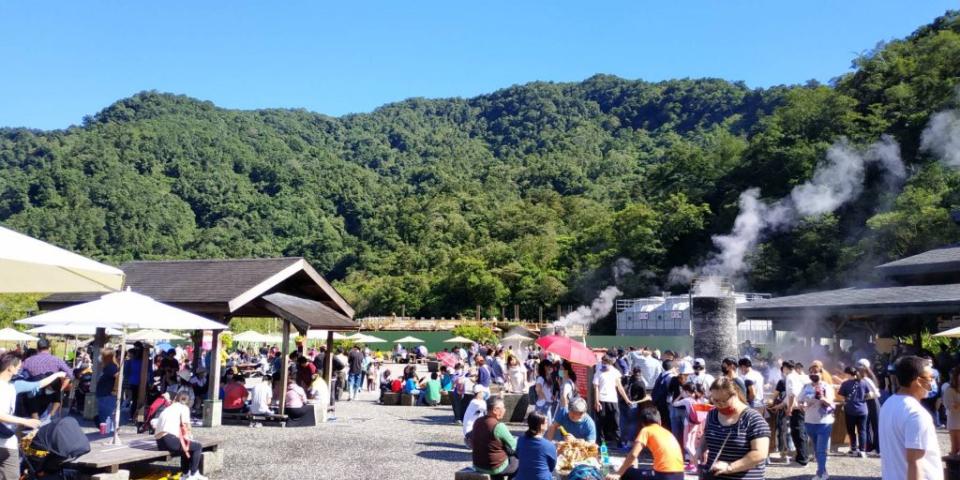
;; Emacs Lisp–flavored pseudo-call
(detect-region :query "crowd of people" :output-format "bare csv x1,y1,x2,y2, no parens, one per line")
441,338,959,480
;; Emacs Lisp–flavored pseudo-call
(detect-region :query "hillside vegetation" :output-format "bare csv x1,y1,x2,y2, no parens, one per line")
2,12,959,330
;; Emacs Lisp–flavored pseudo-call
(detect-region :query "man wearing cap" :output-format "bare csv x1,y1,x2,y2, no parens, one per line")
547,397,597,443
21,338,74,418
738,357,765,408
690,358,714,390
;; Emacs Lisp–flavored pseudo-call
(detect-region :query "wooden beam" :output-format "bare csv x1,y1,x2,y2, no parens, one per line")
136,343,150,422
324,330,334,386
279,319,291,416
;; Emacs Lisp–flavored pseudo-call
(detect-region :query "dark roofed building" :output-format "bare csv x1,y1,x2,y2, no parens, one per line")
41,257,354,323
738,244,960,339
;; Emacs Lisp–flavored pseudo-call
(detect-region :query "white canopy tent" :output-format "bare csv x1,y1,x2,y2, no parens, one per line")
0,327,38,342
17,289,227,444
444,336,475,344
0,225,125,293
232,330,275,343
307,330,348,340
126,329,184,342
26,324,124,336
393,335,424,344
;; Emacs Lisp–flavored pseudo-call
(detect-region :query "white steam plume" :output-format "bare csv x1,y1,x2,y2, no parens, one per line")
675,136,905,287
921,109,960,168
554,286,622,329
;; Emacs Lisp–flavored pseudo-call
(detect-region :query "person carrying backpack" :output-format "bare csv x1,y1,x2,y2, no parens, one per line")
651,360,676,429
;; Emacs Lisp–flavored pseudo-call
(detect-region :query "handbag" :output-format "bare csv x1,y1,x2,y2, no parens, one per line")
698,429,732,480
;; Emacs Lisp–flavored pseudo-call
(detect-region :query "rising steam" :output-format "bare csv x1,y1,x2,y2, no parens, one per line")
554,286,622,329
921,108,960,169
671,135,906,288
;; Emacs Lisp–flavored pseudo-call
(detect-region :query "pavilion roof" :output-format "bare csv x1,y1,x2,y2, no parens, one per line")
736,282,960,319
874,244,960,277
40,258,354,319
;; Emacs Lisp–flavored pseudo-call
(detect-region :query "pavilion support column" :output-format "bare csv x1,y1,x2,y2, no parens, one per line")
279,320,291,416
324,330,334,386
83,327,107,420
203,329,222,427
135,343,150,422
914,319,923,353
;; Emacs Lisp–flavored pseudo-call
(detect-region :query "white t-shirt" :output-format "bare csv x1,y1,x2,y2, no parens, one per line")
879,394,943,480
535,376,554,404
0,382,18,449
560,379,577,405
154,402,190,439
798,382,835,424
250,381,273,414
462,398,487,438
862,377,880,399
785,371,808,408
593,368,621,403
740,369,765,402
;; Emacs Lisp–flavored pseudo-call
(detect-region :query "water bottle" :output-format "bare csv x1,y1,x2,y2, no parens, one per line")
600,441,610,467
106,414,115,434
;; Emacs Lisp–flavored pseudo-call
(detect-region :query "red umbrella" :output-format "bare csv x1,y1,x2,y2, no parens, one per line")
536,335,598,366
436,351,459,368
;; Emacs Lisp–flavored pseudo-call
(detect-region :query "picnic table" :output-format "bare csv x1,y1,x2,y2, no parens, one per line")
63,432,223,477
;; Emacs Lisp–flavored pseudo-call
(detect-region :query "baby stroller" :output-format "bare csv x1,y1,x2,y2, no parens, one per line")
20,417,91,480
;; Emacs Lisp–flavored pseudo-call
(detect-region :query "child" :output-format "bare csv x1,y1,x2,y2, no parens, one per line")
672,381,706,474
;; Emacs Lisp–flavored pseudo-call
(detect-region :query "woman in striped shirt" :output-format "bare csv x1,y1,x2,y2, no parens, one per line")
697,377,770,479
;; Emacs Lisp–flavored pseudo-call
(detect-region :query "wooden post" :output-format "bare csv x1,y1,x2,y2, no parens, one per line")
324,330,334,385
279,320,291,416
136,342,150,422
914,319,923,352
401,304,405,321
556,305,562,322
538,306,543,326
514,304,519,322
203,328,222,427
476,305,481,322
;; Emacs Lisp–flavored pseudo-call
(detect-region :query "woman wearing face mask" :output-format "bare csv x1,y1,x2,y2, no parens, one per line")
534,361,558,425
556,360,578,413
697,377,769,479
798,365,836,480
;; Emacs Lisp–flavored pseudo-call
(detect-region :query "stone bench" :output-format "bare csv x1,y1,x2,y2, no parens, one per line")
454,467,492,480
400,393,418,406
441,391,452,406
221,411,288,427
500,393,530,423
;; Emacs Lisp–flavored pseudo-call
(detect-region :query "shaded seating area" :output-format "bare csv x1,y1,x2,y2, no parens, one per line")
40,257,358,427
61,432,224,479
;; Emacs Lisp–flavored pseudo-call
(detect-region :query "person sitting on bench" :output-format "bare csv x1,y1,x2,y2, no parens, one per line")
221,374,248,414
154,391,207,480
284,376,311,419
418,372,442,406
250,373,273,416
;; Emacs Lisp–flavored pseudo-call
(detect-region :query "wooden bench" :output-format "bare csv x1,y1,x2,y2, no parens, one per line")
381,392,400,405
221,411,289,427
63,433,223,478
400,393,418,406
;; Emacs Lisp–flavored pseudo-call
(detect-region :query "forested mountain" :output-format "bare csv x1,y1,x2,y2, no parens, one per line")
2,12,959,329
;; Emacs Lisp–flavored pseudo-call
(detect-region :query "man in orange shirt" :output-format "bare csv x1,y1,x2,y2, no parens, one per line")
608,408,684,480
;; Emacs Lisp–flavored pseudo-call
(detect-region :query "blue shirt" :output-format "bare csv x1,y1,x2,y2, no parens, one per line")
551,409,597,443
514,435,557,480
403,378,419,394
477,365,491,387
839,379,869,417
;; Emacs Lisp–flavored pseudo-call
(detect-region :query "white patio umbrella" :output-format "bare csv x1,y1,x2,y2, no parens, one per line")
232,330,273,343
502,333,534,342
0,225,125,292
0,327,38,342
934,325,960,338
444,336,475,344
16,289,227,445
26,324,123,336
126,329,184,342
351,333,387,344
393,335,424,344
306,329,348,340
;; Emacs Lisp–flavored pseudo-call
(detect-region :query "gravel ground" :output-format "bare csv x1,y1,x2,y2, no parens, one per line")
182,366,949,480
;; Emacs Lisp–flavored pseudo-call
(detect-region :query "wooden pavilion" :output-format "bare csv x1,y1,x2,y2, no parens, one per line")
737,244,960,347
41,257,357,426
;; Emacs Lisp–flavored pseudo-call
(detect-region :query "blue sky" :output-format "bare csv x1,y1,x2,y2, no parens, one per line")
1,1,956,130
